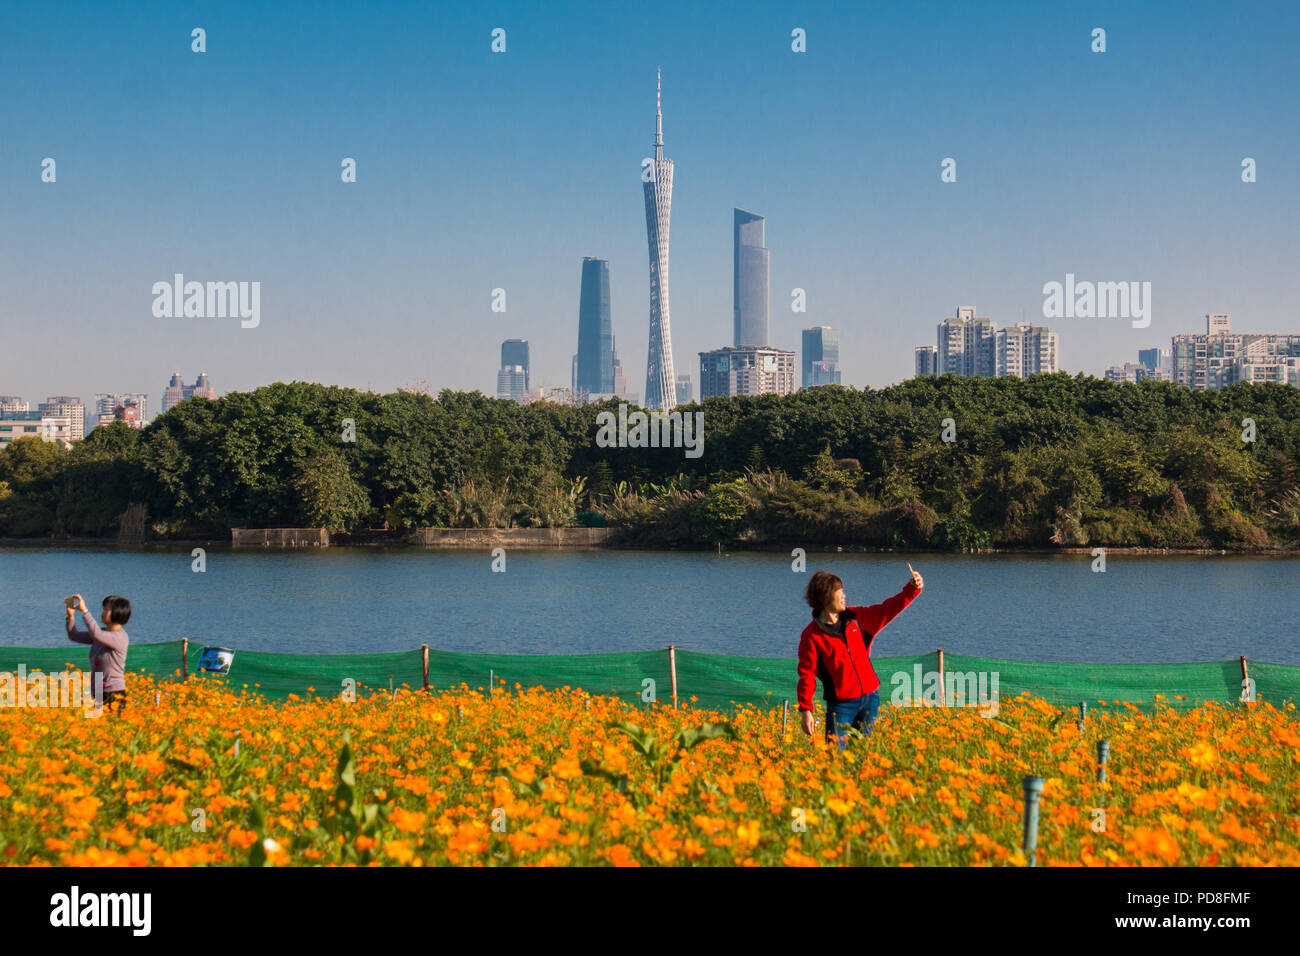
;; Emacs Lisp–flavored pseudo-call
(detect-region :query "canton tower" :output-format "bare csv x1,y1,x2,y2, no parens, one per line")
642,68,676,411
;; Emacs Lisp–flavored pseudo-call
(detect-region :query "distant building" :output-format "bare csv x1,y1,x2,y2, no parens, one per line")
1171,314,1300,390
0,396,27,414
500,339,530,394
192,372,215,401
699,346,796,399
496,365,528,403
96,397,147,429
922,308,1057,379
611,339,637,405
38,396,85,440
1137,347,1172,373
802,326,841,387
642,68,676,411
575,258,614,396
1,411,74,447
675,374,693,405
1104,362,1156,384
994,323,1059,378
937,307,996,377
162,373,215,412
734,209,770,348
95,393,148,427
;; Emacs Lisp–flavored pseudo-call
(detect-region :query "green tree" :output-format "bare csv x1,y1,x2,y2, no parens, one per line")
293,447,371,531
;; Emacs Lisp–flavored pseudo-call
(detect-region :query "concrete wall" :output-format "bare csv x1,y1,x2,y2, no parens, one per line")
411,527,614,548
231,528,330,548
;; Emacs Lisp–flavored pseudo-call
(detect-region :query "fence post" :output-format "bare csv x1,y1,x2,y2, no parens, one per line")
489,669,493,698
782,699,789,737
1022,776,1044,867
1240,655,1249,701
1097,740,1110,782
422,644,429,691
669,644,678,710
936,648,945,706
181,638,188,680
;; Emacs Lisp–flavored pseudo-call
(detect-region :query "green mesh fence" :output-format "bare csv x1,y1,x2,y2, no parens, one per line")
2,641,1297,713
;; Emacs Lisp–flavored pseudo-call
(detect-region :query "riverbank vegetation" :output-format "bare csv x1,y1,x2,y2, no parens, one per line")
1,375,1298,550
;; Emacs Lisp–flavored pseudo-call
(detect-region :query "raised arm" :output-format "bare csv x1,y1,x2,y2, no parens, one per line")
80,611,128,651
854,578,921,638
65,609,92,645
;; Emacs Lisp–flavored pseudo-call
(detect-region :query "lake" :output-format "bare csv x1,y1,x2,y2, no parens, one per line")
2,546,1296,664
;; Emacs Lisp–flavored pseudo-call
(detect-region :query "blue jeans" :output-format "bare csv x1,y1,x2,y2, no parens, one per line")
825,692,880,750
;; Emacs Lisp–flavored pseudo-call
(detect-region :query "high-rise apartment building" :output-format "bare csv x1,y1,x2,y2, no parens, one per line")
734,209,770,348
643,69,676,411
38,396,85,440
1171,314,1300,390
995,323,1059,378
699,346,796,399
920,309,1058,380
0,396,27,413
575,258,614,397
937,307,996,377
675,374,693,405
802,326,841,387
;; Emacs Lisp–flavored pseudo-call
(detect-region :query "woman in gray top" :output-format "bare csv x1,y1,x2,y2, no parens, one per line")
65,593,131,713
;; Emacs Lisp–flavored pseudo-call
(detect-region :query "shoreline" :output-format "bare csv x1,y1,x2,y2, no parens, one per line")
0,536,1296,556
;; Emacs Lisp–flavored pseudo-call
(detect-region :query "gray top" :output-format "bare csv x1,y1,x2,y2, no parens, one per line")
66,611,129,694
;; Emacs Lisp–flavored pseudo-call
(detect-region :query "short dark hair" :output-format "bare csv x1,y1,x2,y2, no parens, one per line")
102,595,131,625
804,571,843,617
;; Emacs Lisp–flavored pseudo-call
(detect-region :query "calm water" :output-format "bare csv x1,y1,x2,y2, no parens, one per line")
2,546,1297,664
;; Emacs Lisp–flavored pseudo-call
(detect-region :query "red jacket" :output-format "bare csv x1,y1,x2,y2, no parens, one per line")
797,580,920,711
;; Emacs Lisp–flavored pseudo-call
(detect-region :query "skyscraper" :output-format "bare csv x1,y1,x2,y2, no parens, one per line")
802,326,841,387
642,68,676,411
162,373,215,412
500,339,529,393
575,257,614,396
734,209,769,347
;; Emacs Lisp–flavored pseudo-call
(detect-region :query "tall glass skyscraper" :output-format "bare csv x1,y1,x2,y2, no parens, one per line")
643,68,676,411
500,339,529,393
802,326,841,387
734,209,769,347
575,257,613,395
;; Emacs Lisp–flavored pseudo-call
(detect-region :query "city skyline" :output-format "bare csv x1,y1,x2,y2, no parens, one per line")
2,1,1298,403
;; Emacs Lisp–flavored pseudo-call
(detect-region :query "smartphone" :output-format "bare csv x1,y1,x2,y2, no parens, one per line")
65,597,78,609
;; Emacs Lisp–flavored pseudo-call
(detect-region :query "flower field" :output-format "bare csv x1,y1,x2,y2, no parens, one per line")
1,672,1297,866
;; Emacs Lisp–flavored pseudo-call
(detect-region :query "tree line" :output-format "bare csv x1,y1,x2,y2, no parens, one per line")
1,374,1298,550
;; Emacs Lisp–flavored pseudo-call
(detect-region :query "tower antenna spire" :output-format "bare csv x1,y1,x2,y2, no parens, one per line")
654,67,663,158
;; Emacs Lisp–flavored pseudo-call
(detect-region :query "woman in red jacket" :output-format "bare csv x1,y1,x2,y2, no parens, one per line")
797,564,923,748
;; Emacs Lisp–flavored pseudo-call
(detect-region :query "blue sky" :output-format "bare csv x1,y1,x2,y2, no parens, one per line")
2,0,1297,406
